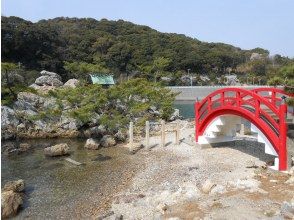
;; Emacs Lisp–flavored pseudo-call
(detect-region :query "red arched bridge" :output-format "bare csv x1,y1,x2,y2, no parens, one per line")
194,87,293,171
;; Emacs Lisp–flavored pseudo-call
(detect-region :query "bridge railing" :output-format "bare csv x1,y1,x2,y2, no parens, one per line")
194,87,289,170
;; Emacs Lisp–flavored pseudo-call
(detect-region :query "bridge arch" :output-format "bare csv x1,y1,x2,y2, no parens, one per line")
194,87,291,171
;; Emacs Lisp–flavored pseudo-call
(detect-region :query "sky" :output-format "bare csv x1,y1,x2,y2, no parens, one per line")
2,0,294,57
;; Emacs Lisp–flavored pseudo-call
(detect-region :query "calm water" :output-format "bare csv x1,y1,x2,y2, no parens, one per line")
174,100,195,119
1,138,143,219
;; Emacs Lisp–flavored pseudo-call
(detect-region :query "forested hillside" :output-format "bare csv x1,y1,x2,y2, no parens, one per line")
1,16,293,84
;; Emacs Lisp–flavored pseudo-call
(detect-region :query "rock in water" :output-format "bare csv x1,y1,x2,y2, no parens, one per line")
84,138,100,150
100,135,116,147
63,79,79,88
3,180,25,193
1,106,19,140
1,190,23,219
44,143,70,156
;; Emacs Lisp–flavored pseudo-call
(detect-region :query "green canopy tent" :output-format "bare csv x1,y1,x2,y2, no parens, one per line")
89,74,115,87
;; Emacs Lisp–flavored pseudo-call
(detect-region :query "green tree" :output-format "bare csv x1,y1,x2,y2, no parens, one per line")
1,62,19,99
153,57,171,82
64,61,110,80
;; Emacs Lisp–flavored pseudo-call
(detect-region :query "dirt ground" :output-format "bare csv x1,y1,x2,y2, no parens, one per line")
98,120,294,220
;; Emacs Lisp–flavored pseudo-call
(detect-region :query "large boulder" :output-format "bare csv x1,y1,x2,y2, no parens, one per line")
1,72,24,86
84,138,100,150
59,114,82,131
1,106,19,140
3,180,25,193
114,130,127,142
63,79,79,88
169,109,182,121
40,70,62,81
1,190,23,219
43,97,58,110
83,125,107,138
17,92,45,107
13,100,37,112
44,143,70,156
35,75,63,87
1,179,25,219
29,83,56,94
100,135,116,148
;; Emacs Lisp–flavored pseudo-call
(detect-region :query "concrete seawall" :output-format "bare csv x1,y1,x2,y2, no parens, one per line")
167,86,281,101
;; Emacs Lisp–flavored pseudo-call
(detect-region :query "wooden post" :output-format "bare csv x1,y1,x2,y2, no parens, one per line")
175,122,180,145
161,120,165,147
129,122,133,148
145,121,150,148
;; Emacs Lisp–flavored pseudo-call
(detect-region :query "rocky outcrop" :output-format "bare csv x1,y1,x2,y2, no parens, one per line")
33,70,63,89
100,135,116,147
60,114,82,131
40,70,62,80
63,79,79,88
1,106,19,140
35,75,63,87
17,92,45,107
29,84,56,94
44,143,70,156
83,125,107,138
35,70,63,87
1,179,25,219
10,91,82,139
84,138,100,150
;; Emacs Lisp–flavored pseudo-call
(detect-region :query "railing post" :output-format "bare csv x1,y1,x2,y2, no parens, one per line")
271,91,276,105
129,122,133,148
221,92,225,106
195,101,199,142
279,102,288,171
145,121,150,148
161,120,166,147
208,97,212,111
255,100,260,117
236,91,241,107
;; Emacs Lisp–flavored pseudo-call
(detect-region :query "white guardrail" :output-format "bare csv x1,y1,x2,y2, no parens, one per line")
167,86,283,101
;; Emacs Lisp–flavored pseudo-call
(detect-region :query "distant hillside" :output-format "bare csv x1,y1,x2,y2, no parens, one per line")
1,16,291,81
